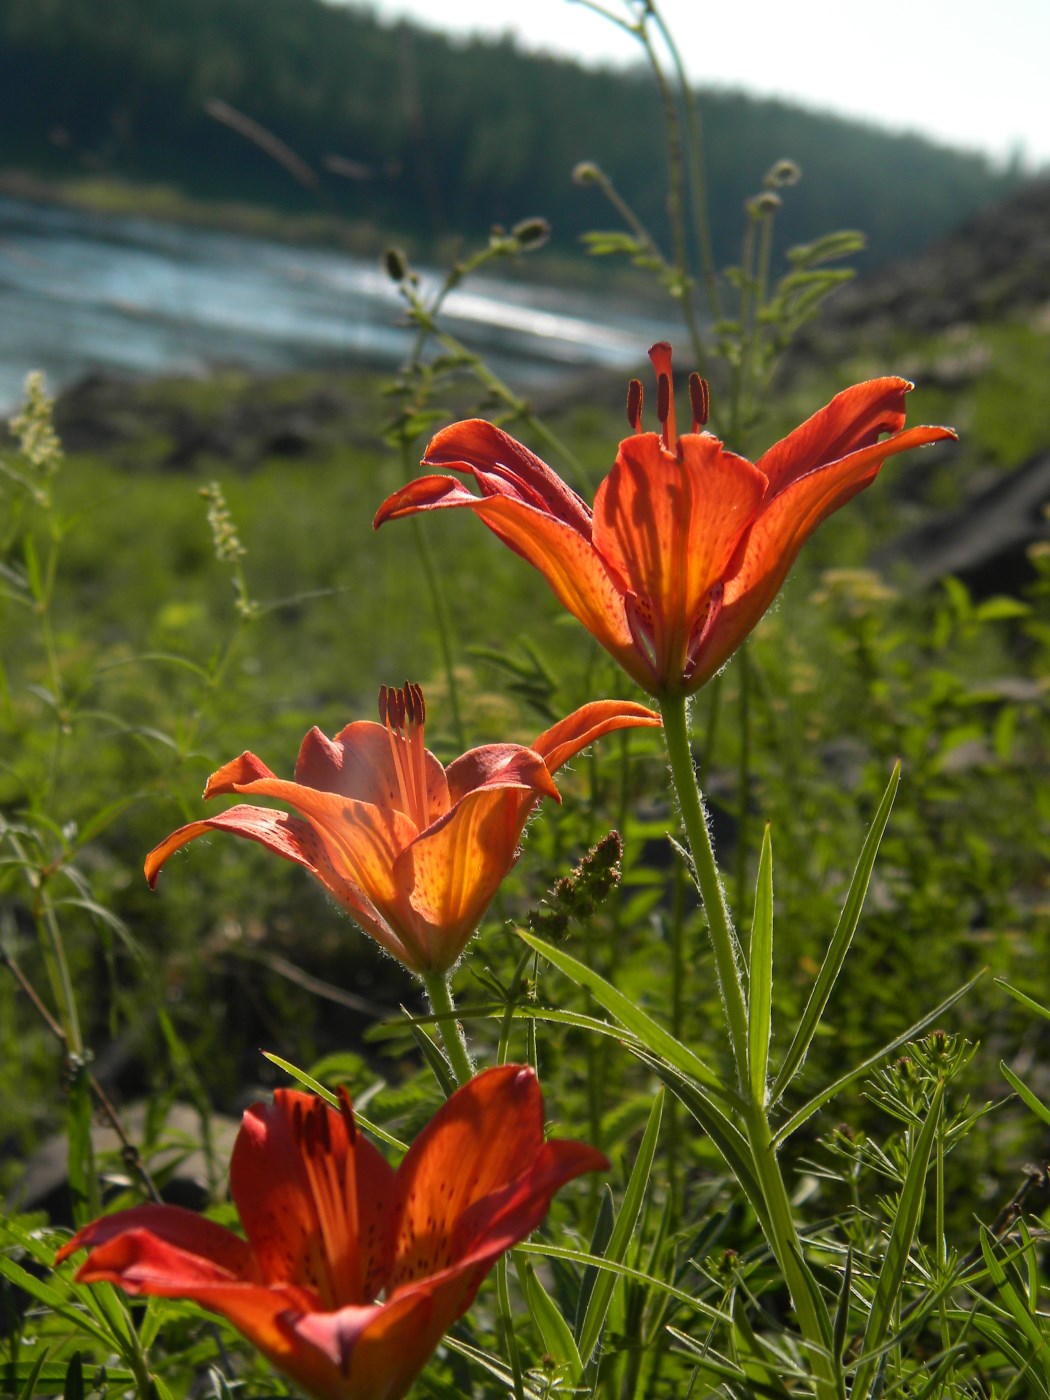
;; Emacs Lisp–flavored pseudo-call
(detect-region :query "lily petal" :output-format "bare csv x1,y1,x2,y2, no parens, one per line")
394,787,535,969
290,1286,474,1400
444,742,560,807
231,1091,398,1305
143,805,423,970
531,698,662,775
469,495,645,681
696,422,958,686
757,377,915,496
388,1066,604,1289
56,1204,256,1280
422,419,594,534
295,723,450,824
595,433,766,684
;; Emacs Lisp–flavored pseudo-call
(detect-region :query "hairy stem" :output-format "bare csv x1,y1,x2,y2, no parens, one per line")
422,969,474,1086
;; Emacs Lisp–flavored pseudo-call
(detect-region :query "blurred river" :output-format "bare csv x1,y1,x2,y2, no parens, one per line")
0,195,668,413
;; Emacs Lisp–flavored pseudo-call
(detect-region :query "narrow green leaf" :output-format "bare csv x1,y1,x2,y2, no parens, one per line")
853,1081,944,1397
66,1061,100,1226
629,1048,769,1238
667,1329,802,1397
577,1090,663,1366
16,1347,51,1400
62,1353,84,1400
996,978,1050,1022
979,1227,1050,1388
774,970,984,1144
519,1242,728,1326
23,533,43,603
401,1007,457,1098
832,1245,853,1366
1020,1220,1041,1312
0,1258,113,1351
516,929,730,1098
731,1293,793,1397
748,824,774,1108
772,763,900,1103
518,1259,583,1382
574,1185,614,1341
262,1051,407,1151
1001,1061,1050,1128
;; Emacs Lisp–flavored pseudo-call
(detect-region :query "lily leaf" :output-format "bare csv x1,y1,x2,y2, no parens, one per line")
773,971,984,1144
772,762,900,1104
748,824,774,1108
516,928,730,1097
852,1080,945,1398
577,1089,663,1366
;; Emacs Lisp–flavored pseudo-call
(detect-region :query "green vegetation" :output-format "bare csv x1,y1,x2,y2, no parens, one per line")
2,4,1049,1393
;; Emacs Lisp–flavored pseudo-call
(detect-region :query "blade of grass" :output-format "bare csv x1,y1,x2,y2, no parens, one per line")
401,1006,457,1098
517,928,731,1099
577,1089,663,1366
773,971,984,1145
771,763,900,1104
979,1227,1050,1392
518,1241,729,1326
575,1185,615,1340
518,1258,583,1383
995,978,1050,1021
1001,1062,1050,1129
262,1051,407,1152
852,1080,945,1398
629,1048,770,1238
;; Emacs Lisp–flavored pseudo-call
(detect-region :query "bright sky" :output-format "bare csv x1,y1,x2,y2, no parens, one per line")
364,0,1049,170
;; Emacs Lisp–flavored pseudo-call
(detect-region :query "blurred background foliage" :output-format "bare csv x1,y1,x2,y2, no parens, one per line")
0,0,1023,271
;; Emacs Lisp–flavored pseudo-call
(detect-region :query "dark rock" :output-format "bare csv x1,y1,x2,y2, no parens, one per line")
879,449,1050,595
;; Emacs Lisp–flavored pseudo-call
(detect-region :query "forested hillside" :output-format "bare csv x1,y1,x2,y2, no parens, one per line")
0,0,1022,265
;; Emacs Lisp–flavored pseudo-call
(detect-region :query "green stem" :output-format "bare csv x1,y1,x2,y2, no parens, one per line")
422,970,474,1087
648,3,723,323
407,512,465,751
734,646,752,920
497,1254,526,1400
659,692,748,1084
661,692,838,1397
744,1106,839,1398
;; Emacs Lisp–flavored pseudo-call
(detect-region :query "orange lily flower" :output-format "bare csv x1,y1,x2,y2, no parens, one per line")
145,683,659,973
58,1066,607,1400
374,344,956,698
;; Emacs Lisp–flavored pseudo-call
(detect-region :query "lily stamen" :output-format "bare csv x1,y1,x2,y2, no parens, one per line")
293,1096,361,1308
626,378,644,434
379,681,430,829
689,372,710,431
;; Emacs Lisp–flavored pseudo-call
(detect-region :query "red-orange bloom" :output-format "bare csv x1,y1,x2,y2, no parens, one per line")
58,1066,606,1400
145,683,659,973
375,345,957,697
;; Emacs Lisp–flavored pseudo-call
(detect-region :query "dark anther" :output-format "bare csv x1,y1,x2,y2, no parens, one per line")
337,1085,358,1144
656,373,670,428
689,373,710,429
626,379,644,433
